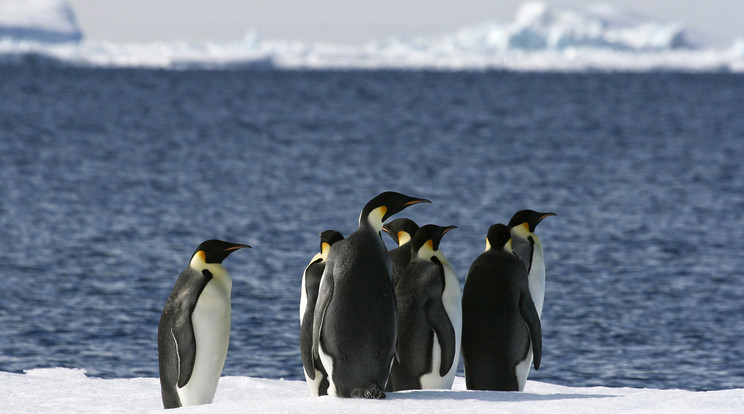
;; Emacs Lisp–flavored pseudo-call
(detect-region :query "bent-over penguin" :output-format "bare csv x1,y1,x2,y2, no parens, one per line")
313,191,430,399
507,210,555,317
382,218,420,285
158,239,251,409
462,224,541,391
388,224,461,391
300,230,344,396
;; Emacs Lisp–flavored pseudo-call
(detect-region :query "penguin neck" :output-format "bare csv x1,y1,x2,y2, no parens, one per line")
189,253,232,290
308,251,324,265
359,206,386,233
504,238,513,253
319,242,331,260
416,243,436,261
511,223,531,240
433,249,453,269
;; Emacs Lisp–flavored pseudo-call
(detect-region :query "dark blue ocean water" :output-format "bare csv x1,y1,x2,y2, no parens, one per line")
1,66,743,391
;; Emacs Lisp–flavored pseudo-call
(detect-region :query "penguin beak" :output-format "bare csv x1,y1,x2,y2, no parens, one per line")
224,244,252,251
539,212,557,222
405,198,431,206
441,225,457,235
432,226,456,250
535,212,556,228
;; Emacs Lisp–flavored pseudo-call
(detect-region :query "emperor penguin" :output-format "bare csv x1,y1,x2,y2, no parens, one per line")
507,210,555,317
381,218,420,285
312,191,430,399
388,224,462,391
461,224,541,391
157,239,251,409
300,230,344,396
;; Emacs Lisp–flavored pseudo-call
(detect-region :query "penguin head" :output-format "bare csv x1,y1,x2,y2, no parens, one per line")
382,218,420,246
359,191,431,231
192,239,252,264
411,224,456,260
507,210,556,233
319,230,344,256
485,224,511,251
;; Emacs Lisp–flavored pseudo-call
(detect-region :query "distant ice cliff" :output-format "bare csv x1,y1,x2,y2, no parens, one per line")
393,1,695,53
1,1,743,71
0,0,82,43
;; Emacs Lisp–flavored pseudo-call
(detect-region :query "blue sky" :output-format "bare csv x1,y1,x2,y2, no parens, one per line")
67,0,742,46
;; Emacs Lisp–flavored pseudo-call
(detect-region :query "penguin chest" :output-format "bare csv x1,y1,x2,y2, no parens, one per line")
178,278,231,406
528,242,546,317
300,274,309,323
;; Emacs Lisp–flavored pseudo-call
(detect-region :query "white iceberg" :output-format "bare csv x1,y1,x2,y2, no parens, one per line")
0,0,82,43
1,368,743,414
401,1,694,54
1,1,743,71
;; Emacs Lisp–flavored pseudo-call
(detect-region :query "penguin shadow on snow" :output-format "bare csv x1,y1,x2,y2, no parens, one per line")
384,389,616,402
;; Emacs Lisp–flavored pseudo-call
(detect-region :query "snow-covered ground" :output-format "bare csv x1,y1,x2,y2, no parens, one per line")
1,368,742,413
1,1,744,71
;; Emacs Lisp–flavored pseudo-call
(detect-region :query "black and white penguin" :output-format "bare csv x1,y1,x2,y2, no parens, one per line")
388,224,461,391
381,218,420,285
312,191,430,399
158,239,251,409
300,230,344,397
461,224,541,391
507,210,555,317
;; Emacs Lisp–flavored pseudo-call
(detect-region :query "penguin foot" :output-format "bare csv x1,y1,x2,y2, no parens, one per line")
350,384,385,399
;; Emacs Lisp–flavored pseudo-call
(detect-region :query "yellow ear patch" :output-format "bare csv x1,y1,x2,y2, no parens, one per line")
321,242,331,255
426,240,434,250
196,250,206,261
485,238,491,252
398,231,411,245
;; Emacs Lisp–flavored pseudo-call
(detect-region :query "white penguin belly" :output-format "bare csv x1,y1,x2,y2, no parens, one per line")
177,280,231,406
420,257,461,389
299,275,308,323
439,261,462,387
303,369,325,397
528,242,546,317
419,332,446,388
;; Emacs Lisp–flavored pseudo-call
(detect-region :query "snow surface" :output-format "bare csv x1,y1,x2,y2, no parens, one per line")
1,1,743,71
0,0,82,43
1,368,743,413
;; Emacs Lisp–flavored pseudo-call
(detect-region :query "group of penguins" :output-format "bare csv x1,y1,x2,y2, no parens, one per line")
156,191,554,409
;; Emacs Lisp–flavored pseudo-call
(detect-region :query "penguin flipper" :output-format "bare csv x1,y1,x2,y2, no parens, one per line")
169,268,213,388
300,305,317,380
157,306,182,408
424,296,456,377
300,258,324,381
519,288,542,370
312,263,334,363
